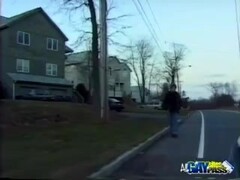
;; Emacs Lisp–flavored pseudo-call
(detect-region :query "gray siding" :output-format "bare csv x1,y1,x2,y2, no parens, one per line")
0,11,71,99
0,29,9,80
4,12,65,78
0,29,13,98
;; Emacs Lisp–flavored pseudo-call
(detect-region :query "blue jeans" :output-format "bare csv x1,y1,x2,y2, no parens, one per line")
169,112,179,135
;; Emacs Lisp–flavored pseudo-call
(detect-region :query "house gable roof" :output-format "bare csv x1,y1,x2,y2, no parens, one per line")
0,7,68,41
65,51,132,72
65,51,91,65
0,16,8,25
65,45,74,54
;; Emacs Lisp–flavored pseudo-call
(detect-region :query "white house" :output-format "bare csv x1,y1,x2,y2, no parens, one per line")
65,51,132,98
65,51,92,90
108,56,132,97
131,86,151,103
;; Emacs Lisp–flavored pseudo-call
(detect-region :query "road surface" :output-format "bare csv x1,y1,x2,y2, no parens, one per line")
109,110,240,180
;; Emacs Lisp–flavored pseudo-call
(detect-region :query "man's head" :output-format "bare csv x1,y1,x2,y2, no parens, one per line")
170,84,177,92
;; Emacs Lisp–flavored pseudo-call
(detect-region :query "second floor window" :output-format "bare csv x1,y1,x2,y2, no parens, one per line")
16,59,29,73
46,63,57,76
47,38,58,51
17,31,30,46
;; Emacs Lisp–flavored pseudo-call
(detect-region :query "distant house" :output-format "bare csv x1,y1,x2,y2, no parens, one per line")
131,86,151,103
65,51,92,91
108,56,132,98
65,51,132,98
0,7,74,99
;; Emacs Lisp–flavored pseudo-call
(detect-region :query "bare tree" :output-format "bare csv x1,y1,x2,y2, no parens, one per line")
230,82,238,98
147,62,155,92
148,65,162,95
56,0,100,112
125,39,154,103
163,43,186,87
224,82,238,98
208,81,238,100
59,0,131,48
208,82,222,98
160,82,169,101
57,0,130,118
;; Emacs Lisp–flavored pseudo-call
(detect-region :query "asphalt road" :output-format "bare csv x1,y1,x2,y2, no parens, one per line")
109,110,240,180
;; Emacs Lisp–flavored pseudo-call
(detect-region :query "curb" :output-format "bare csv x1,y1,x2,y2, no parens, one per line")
88,127,169,180
88,112,191,180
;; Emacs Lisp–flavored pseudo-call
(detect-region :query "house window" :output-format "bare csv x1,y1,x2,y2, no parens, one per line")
47,38,58,51
46,63,58,76
17,31,30,45
16,59,29,73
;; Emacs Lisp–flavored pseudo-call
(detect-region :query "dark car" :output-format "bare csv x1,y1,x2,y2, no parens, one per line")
16,89,72,102
109,98,124,112
16,90,54,101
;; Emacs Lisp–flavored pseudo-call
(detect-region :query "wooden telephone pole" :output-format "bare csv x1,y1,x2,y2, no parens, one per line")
99,0,109,121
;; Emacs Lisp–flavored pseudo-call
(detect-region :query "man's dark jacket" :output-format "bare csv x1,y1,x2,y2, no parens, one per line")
162,91,182,113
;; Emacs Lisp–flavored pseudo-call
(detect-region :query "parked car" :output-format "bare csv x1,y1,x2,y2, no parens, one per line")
109,98,124,112
16,89,72,102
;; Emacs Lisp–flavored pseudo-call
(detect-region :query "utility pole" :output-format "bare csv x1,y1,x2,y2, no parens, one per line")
176,68,180,93
100,0,109,121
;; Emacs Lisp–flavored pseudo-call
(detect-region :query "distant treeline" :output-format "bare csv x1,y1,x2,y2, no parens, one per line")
189,94,239,110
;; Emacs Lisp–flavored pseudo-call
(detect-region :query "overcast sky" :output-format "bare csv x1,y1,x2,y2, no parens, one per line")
2,0,240,100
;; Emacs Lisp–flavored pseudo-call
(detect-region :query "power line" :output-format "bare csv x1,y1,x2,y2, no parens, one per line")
131,0,163,54
234,0,240,59
145,0,165,44
136,0,162,52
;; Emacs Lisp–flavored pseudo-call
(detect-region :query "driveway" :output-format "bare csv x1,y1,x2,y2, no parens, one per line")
109,110,240,180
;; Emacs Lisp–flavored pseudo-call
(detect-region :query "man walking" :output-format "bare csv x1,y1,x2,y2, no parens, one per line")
162,83,182,138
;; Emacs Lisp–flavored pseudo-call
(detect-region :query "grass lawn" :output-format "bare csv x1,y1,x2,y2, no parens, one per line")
123,105,164,114
0,100,167,180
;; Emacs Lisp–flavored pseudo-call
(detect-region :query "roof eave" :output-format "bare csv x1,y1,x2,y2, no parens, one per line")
0,25,8,30
65,62,83,66
40,9,69,41
0,8,69,41
65,49,74,54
